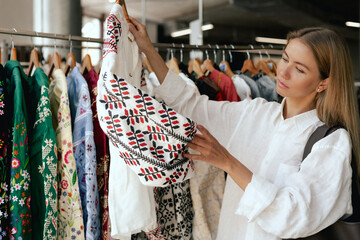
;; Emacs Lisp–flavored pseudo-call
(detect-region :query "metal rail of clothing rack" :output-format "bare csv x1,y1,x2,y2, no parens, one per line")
0,27,284,54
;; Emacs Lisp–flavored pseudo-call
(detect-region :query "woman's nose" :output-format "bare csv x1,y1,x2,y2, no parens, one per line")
278,65,290,80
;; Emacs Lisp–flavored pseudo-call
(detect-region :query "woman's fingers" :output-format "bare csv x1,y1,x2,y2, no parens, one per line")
184,152,205,161
129,16,141,27
197,124,213,139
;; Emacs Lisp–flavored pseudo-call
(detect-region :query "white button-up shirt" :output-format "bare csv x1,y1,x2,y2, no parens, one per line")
156,70,353,240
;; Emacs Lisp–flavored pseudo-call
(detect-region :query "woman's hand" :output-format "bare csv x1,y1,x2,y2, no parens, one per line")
185,125,233,172
128,16,169,83
185,124,253,191
128,16,154,54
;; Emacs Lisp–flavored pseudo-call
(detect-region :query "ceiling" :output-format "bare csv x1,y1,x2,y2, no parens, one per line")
82,0,359,45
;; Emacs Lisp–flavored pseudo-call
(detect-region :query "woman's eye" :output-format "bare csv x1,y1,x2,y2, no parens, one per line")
296,68,305,73
282,57,288,62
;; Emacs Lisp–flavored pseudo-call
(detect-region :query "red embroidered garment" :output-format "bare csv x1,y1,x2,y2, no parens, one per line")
84,69,110,239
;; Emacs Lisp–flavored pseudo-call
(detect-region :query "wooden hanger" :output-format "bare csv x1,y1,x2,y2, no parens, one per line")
256,60,275,78
81,54,93,75
240,48,259,76
241,59,259,76
167,57,180,74
202,59,215,76
220,60,235,78
64,52,76,76
116,0,130,23
27,49,40,77
188,59,204,78
10,47,17,61
48,52,61,78
266,59,277,76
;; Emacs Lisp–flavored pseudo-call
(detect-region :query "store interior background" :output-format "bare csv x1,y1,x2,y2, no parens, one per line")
0,0,359,81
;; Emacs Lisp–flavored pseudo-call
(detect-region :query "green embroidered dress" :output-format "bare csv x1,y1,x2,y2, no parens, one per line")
5,60,32,239
25,68,58,240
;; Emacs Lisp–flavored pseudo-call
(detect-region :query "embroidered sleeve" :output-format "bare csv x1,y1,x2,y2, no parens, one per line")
97,72,197,186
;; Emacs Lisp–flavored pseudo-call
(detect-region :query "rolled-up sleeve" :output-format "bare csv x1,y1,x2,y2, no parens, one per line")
236,174,278,221
235,133,353,239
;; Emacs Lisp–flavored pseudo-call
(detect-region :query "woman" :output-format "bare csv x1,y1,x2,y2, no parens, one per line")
129,19,360,240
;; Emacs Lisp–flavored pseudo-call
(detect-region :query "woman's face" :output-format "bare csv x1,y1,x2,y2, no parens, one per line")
276,38,323,100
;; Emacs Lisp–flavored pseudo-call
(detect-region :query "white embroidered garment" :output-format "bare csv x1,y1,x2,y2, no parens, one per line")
97,4,197,239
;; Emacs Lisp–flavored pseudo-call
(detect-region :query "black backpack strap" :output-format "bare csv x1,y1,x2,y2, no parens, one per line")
302,124,342,161
303,124,360,222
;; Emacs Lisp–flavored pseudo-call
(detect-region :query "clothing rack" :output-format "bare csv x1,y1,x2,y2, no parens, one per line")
0,27,284,54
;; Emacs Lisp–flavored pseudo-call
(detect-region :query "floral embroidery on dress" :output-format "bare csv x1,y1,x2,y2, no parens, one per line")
49,69,84,239
0,65,10,239
67,67,100,239
4,62,32,240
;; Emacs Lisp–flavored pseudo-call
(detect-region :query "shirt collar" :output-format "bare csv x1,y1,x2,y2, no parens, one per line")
280,97,320,132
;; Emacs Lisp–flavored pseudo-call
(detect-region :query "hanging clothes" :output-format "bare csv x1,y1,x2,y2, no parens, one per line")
252,73,278,102
97,4,197,239
0,63,12,239
48,69,85,239
5,60,32,240
187,73,221,101
233,71,261,99
67,66,100,239
230,74,252,100
25,67,58,240
84,68,111,240
190,161,226,240
208,69,240,102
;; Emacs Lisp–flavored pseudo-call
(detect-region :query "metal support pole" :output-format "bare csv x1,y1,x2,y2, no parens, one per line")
199,0,203,31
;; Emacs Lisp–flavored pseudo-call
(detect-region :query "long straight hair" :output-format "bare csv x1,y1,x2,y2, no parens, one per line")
287,27,360,176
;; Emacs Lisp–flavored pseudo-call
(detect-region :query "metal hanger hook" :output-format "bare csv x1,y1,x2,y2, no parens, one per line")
170,48,174,59
34,31,39,50
54,34,57,52
205,49,209,60
261,44,270,60
10,34,14,49
171,43,175,59
10,28,17,49
87,37,90,52
69,35,73,53
180,43,184,63
229,44,235,63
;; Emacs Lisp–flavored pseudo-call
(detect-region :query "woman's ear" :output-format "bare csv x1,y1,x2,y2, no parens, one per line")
316,78,329,93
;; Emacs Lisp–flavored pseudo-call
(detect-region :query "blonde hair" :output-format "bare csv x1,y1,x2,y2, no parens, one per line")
287,27,360,176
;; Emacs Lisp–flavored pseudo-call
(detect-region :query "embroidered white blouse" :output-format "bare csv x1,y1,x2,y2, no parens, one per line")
155,69,353,240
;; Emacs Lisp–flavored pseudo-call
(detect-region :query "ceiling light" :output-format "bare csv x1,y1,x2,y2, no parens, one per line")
255,37,287,45
171,24,214,38
201,24,214,31
345,21,360,28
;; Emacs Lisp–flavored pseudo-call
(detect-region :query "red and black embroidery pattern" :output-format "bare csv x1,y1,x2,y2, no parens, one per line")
98,71,197,186
103,14,122,57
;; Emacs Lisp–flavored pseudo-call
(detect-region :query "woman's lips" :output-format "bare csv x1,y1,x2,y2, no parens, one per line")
277,79,288,89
